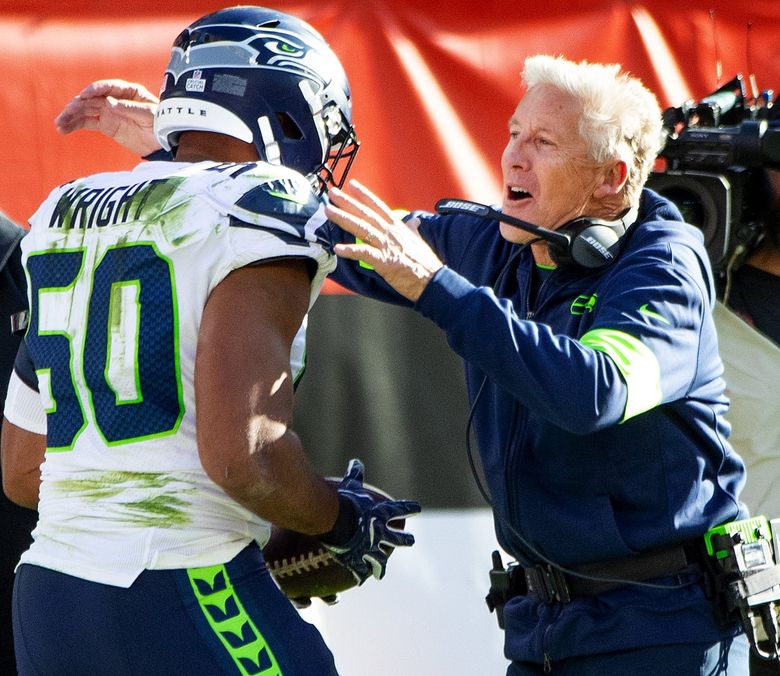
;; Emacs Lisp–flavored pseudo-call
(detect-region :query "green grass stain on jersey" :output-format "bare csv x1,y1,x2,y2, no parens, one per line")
135,175,211,247
121,494,192,527
49,184,89,231
157,200,196,246
108,283,124,333
137,176,199,246
48,176,189,234
55,470,194,527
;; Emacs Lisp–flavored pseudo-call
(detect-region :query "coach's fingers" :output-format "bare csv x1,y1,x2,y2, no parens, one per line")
325,203,384,247
328,187,395,239
343,180,397,224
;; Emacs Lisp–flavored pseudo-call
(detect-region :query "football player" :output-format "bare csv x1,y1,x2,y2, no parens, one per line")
1,7,419,674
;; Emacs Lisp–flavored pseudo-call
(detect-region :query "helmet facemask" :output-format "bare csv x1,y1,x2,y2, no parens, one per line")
312,102,360,193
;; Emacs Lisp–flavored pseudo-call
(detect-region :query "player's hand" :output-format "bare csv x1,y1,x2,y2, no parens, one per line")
55,79,162,158
325,180,444,302
322,459,421,585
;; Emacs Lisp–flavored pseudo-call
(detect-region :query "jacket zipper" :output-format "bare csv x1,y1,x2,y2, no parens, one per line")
541,604,562,672
538,266,560,672
506,261,563,672
525,266,557,320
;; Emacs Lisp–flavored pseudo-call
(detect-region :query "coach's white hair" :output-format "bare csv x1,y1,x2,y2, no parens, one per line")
523,54,663,205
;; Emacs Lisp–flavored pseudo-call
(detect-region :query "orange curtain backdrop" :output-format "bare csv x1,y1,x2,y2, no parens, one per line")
2,0,780,231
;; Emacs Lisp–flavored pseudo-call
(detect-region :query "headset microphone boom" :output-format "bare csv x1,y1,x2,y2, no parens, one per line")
434,197,633,271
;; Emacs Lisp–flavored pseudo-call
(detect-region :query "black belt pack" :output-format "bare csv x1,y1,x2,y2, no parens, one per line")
486,518,780,665
485,542,699,628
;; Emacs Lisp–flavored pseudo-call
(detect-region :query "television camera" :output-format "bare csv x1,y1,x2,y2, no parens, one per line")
647,74,780,275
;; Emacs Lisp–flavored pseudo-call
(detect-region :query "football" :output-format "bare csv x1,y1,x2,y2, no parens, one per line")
262,478,406,602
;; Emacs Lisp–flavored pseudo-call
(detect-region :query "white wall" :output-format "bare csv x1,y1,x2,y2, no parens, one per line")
299,508,510,676
714,303,780,518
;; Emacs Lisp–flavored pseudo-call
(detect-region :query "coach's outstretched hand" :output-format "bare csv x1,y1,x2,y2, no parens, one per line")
325,180,443,303
55,79,162,158
322,459,420,585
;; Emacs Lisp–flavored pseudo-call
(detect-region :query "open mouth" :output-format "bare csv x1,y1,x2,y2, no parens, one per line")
506,186,531,202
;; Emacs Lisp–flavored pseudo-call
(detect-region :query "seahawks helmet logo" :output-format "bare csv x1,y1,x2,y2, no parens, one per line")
167,25,326,88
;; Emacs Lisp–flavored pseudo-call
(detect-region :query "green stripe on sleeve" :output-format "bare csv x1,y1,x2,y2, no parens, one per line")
579,328,662,422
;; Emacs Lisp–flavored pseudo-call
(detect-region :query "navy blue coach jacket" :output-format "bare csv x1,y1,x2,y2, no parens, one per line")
327,189,746,663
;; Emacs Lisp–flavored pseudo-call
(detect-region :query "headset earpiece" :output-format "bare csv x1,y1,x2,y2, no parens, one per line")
549,209,636,271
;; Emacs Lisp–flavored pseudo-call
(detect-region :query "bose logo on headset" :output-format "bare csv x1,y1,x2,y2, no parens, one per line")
434,198,637,271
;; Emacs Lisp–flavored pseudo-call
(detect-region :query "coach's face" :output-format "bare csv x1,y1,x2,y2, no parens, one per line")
499,84,607,244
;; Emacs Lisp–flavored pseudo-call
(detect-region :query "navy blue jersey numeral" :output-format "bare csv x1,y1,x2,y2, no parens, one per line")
26,244,183,449
26,250,87,448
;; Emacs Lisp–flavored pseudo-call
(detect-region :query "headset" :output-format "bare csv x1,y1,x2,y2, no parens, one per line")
434,198,638,271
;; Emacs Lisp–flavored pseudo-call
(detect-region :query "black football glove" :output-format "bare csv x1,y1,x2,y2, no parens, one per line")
322,459,421,585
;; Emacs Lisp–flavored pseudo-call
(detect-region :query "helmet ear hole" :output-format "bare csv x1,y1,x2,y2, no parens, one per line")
276,112,304,140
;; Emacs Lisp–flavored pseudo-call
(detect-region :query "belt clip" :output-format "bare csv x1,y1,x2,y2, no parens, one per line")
525,564,571,604
486,550,523,629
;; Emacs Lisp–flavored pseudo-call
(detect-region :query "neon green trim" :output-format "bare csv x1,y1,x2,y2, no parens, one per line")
536,262,556,270
356,237,374,270
639,303,671,325
293,351,306,386
571,293,598,315
267,189,307,205
188,564,282,676
704,516,772,559
580,328,662,421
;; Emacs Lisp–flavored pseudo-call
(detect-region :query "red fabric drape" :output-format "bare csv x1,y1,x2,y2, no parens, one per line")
2,0,779,251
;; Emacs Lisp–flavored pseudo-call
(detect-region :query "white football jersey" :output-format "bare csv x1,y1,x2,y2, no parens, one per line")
11,160,335,586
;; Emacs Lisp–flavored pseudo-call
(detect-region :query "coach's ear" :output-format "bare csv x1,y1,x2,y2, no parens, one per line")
593,159,628,201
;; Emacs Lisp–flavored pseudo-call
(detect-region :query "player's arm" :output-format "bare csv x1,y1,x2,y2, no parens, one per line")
1,418,45,510
2,352,47,511
195,257,340,535
3,340,47,509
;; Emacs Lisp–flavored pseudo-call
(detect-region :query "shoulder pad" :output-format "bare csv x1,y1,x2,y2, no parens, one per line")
205,162,324,228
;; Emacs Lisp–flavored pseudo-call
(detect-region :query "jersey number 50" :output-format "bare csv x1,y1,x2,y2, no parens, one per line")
26,244,184,450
